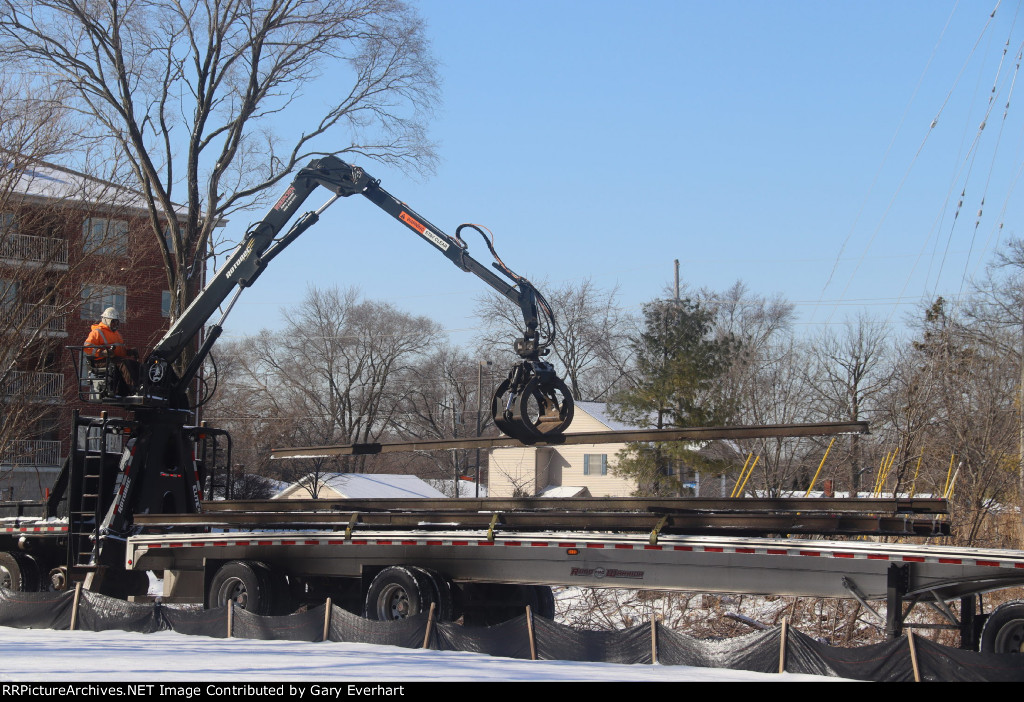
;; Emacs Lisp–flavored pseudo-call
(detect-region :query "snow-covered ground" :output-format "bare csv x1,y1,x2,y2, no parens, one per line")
0,626,844,682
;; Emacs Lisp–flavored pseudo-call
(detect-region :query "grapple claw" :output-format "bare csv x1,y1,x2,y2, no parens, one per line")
490,361,574,443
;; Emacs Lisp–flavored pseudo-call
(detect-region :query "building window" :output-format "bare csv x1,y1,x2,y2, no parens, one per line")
81,285,126,320
162,290,171,317
0,278,19,308
583,454,608,476
163,224,182,254
82,218,128,256
0,212,17,237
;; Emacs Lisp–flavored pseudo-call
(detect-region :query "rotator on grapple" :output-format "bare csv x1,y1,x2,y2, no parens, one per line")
449,223,573,443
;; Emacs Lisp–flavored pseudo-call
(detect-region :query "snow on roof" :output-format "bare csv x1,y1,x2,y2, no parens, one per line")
537,485,590,498
573,401,640,432
7,160,216,223
10,161,159,214
424,479,488,498
276,473,448,499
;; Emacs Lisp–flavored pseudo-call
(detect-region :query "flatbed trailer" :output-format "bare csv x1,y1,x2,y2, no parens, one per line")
4,475,1024,652
118,516,1024,651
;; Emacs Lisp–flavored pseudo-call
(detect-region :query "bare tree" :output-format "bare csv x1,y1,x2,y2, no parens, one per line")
957,240,1024,535
0,0,440,370
890,298,1020,546
474,277,634,401
208,285,441,492
805,313,892,494
734,339,822,496
391,345,496,494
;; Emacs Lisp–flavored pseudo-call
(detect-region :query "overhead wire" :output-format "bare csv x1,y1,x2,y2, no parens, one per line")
820,2,1003,331
812,0,961,324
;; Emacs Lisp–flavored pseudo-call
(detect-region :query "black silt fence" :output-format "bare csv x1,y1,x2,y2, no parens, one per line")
1,587,1023,681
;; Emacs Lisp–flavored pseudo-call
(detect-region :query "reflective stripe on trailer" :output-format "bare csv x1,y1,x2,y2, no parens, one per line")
0,525,68,533
133,536,1024,569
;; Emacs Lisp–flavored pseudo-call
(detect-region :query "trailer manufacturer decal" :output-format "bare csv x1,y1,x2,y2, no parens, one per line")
570,566,644,580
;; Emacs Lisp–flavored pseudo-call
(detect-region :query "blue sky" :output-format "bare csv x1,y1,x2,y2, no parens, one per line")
217,0,1024,347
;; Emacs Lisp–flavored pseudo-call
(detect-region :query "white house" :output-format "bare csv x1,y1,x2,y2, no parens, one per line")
487,402,639,497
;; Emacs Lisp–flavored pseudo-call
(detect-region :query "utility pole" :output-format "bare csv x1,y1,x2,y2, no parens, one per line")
674,259,680,301
476,360,492,498
451,395,459,498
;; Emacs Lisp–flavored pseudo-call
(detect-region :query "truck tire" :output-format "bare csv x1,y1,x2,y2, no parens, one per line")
364,566,433,621
209,561,275,615
0,551,40,592
254,563,293,616
409,567,456,621
981,600,1024,653
528,585,556,620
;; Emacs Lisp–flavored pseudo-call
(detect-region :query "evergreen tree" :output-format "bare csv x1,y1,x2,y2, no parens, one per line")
610,298,742,496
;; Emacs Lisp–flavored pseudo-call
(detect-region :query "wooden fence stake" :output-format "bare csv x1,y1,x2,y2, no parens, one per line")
651,618,658,664
778,617,788,673
322,597,332,642
526,605,537,660
908,632,921,682
227,601,233,638
422,602,436,649
70,582,82,631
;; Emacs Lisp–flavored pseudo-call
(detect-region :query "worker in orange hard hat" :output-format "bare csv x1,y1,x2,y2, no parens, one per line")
84,307,139,396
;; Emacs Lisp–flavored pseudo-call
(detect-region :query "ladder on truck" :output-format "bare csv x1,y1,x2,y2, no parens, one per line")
64,410,134,574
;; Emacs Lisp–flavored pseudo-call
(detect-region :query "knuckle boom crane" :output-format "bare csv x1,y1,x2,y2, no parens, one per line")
82,157,574,546
146,156,574,441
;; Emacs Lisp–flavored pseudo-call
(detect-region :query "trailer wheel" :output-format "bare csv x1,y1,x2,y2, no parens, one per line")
409,567,456,621
0,551,40,592
364,566,433,621
981,600,1024,653
254,563,293,615
529,585,556,620
48,566,68,592
209,561,274,615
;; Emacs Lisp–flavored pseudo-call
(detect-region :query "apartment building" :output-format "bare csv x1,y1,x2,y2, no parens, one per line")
0,162,188,500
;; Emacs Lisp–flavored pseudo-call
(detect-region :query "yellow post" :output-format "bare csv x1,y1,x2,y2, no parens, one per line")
945,462,962,500
731,452,754,498
805,437,836,497
736,455,760,498
943,454,956,498
880,448,898,497
908,455,923,498
872,452,890,497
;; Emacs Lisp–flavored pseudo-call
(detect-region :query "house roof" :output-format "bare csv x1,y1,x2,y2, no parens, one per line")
10,161,161,214
8,160,223,224
573,401,641,432
276,473,448,499
425,479,488,498
537,485,591,498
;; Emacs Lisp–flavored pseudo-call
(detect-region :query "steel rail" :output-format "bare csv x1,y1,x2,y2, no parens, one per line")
200,496,948,515
132,509,948,537
268,421,870,458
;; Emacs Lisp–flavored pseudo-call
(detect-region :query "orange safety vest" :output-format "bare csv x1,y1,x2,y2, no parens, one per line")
84,323,128,359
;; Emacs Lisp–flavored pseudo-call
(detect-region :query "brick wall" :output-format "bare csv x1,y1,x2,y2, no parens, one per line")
0,198,200,500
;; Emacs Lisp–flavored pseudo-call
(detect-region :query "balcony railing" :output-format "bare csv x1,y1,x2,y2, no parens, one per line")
0,439,62,468
0,233,68,267
22,303,66,335
2,370,64,402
